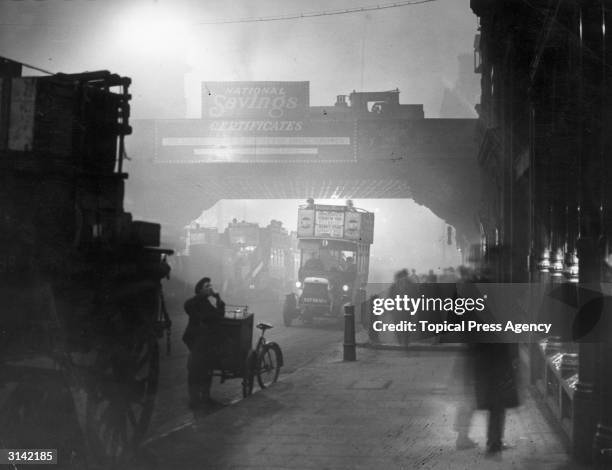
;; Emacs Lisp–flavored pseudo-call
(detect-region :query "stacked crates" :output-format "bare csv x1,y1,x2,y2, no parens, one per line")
0,57,170,349
0,58,162,281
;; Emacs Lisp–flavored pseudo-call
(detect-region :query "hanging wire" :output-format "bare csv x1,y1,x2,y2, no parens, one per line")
195,0,437,25
0,1,438,28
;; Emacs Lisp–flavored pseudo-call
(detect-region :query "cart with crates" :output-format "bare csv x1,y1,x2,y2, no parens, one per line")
0,57,173,467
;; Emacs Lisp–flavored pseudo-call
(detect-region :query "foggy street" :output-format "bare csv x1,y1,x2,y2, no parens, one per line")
133,344,584,470
4,0,612,468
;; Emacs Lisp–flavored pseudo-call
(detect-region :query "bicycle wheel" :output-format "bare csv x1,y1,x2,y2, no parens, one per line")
256,344,281,389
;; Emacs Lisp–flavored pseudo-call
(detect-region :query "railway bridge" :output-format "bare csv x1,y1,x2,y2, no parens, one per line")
125,87,480,245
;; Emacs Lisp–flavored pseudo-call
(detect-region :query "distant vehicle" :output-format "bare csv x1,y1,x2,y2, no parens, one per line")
283,200,374,326
183,219,298,302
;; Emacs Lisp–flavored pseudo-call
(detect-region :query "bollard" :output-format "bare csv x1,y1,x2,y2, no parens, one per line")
343,304,356,361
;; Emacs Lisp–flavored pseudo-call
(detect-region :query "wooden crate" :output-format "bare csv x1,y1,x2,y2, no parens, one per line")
210,313,254,375
129,221,161,247
77,174,125,212
1,75,124,174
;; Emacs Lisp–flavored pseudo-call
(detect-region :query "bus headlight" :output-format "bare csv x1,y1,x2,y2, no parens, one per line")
342,284,350,292
295,281,302,288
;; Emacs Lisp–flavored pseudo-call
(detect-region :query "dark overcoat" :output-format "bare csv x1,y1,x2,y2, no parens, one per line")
472,343,520,410
182,294,225,351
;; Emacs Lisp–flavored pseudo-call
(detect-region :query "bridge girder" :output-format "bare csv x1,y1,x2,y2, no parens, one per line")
124,118,481,244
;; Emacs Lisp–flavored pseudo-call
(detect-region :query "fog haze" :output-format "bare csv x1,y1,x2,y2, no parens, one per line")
1,0,476,281
0,0,477,117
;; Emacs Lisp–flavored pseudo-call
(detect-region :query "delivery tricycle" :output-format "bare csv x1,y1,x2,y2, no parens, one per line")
210,306,283,397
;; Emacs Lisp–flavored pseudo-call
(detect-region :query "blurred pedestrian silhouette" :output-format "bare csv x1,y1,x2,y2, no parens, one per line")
452,265,478,450
475,343,519,454
388,269,413,345
452,248,520,456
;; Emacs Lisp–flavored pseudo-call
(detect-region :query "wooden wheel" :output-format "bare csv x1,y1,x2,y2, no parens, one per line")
84,332,159,463
0,358,90,468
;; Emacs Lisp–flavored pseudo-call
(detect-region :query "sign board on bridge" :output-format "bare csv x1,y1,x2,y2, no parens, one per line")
154,81,355,163
202,81,309,120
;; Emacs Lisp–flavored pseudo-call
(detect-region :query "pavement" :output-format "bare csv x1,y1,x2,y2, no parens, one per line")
130,333,587,470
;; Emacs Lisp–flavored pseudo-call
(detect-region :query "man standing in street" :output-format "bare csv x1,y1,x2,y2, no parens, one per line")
182,277,226,408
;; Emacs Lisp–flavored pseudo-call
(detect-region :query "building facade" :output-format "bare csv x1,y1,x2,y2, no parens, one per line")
471,0,612,463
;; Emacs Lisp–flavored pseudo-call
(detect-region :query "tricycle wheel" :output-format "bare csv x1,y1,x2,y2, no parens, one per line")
242,350,256,398
256,343,282,389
